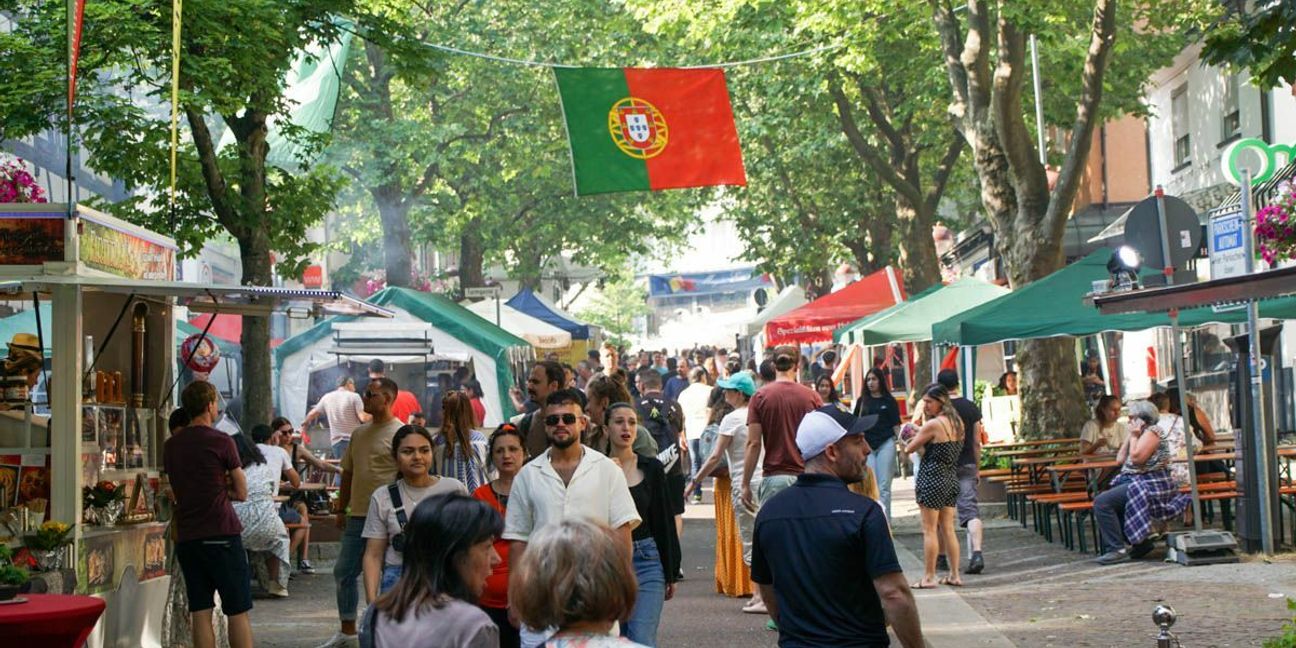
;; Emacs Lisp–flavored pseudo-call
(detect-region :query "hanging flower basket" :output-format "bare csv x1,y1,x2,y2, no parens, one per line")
0,156,48,204
1256,191,1296,266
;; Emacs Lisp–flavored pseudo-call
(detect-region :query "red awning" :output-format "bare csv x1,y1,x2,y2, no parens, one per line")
189,313,284,347
764,267,905,346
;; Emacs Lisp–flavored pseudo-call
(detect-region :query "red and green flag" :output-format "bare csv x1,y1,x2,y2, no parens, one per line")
554,67,746,196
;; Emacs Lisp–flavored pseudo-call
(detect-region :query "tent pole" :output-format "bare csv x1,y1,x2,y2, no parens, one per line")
1168,311,1203,532
1096,334,1111,397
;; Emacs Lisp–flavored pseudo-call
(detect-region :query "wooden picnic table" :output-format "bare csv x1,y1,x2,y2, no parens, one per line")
1046,457,1119,495
1013,454,1089,485
986,438,1082,449
995,446,1082,459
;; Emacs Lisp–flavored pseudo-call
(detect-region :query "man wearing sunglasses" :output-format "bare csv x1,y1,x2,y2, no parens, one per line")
503,388,641,648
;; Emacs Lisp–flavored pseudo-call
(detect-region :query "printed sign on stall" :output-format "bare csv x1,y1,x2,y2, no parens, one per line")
1207,205,1247,280
79,215,176,280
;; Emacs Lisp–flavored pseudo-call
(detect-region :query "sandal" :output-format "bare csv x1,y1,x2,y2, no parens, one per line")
911,579,939,589
939,576,964,587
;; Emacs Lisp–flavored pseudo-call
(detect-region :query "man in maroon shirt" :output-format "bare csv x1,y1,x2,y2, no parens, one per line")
163,381,252,648
741,345,823,511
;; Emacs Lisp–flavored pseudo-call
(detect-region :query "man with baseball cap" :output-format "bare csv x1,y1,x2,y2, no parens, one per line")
750,405,924,647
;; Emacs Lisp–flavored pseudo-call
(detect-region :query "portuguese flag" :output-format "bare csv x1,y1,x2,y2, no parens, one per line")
554,67,747,196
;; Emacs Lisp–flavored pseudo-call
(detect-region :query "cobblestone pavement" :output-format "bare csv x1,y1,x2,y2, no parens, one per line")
891,513,1296,646
247,477,1296,647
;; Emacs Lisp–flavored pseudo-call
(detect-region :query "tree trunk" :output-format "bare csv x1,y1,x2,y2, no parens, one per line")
374,192,413,288
458,217,485,288
237,227,274,431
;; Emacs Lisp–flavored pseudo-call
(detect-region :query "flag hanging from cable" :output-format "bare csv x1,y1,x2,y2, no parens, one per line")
67,0,86,110
168,0,183,210
553,67,746,196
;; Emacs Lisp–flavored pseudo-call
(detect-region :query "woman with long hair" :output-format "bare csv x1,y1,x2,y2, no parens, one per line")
436,392,490,491
362,425,468,599
361,493,503,647
585,375,656,457
904,385,965,588
1080,395,1124,455
512,520,645,648
472,424,527,648
853,367,901,517
605,403,679,646
230,431,295,598
814,376,844,410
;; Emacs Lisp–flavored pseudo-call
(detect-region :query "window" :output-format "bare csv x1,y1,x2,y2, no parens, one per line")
1172,85,1191,168
1221,74,1241,142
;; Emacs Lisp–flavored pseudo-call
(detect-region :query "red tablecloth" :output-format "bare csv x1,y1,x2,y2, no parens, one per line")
0,593,106,647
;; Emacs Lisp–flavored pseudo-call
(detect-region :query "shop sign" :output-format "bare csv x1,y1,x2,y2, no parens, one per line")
302,264,324,289
1207,205,1247,280
80,217,175,280
0,206,65,265
1222,137,1295,186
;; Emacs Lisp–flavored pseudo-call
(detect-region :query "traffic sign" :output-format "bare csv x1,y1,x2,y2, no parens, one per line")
1207,206,1247,280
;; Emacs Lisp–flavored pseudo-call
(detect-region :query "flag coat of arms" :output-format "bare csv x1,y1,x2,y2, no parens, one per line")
554,67,747,196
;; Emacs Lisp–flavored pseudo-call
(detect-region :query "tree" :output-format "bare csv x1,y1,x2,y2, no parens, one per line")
329,1,707,292
928,0,1180,436
576,268,650,347
0,0,364,429
1195,0,1296,89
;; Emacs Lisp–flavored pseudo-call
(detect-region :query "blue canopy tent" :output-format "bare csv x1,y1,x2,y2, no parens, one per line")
505,289,595,340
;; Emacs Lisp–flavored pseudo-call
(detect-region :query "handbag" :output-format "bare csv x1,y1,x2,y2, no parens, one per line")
698,423,729,478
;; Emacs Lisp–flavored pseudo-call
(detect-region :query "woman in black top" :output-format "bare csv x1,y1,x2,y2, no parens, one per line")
606,402,680,647
853,367,901,518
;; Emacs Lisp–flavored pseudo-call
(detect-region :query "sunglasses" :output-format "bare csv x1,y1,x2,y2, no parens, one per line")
545,413,579,426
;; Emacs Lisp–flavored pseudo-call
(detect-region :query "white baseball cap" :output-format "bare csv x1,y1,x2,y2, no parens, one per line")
796,406,878,461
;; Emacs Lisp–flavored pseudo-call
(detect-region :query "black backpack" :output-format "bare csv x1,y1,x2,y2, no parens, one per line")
637,396,683,475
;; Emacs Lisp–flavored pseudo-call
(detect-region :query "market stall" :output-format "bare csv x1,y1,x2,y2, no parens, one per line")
763,267,904,347
0,203,390,647
463,299,573,350
275,287,531,428
832,278,1009,421
506,288,602,364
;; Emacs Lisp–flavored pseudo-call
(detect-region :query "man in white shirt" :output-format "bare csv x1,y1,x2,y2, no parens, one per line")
677,367,713,504
300,376,371,464
504,388,640,648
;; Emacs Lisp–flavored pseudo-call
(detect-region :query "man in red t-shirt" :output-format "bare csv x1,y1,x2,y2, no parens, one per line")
368,358,421,424
741,345,822,512
163,380,254,648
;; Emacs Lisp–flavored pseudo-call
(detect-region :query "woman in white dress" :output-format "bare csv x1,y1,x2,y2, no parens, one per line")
231,432,298,597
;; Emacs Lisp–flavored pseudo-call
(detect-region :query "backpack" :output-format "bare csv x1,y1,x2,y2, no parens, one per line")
637,395,683,475
698,422,730,479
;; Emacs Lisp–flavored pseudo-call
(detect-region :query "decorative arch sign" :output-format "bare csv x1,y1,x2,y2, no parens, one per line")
1221,137,1296,186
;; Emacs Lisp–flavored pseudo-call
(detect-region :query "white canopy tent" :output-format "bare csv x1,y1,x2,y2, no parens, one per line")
463,299,573,349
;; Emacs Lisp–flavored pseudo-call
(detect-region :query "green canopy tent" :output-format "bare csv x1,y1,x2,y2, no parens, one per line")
931,248,1296,347
274,287,531,427
835,278,1009,346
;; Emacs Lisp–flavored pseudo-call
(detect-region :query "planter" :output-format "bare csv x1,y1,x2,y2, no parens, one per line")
31,549,64,572
91,501,124,527
0,583,24,602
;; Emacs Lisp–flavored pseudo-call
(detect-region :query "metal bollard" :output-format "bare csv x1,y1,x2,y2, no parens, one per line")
1153,605,1177,648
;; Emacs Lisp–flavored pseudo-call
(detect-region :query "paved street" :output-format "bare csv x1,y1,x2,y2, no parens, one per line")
248,477,1296,647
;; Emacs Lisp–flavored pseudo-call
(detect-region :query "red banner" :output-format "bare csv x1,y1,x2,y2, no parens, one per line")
68,0,87,109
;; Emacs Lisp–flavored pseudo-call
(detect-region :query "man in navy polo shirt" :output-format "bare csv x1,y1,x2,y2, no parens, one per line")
751,405,924,647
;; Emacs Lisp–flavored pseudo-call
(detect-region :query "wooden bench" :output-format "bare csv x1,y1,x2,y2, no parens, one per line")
1058,500,1097,552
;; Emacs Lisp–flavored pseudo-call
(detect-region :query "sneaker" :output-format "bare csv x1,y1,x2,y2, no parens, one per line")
936,555,949,572
314,632,360,648
1129,539,1156,559
765,620,779,631
266,582,289,598
298,559,316,575
966,552,985,575
677,568,685,580
742,599,768,614
1094,548,1130,565
691,494,704,505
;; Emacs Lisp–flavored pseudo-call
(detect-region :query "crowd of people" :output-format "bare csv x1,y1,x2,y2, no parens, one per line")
162,340,1057,648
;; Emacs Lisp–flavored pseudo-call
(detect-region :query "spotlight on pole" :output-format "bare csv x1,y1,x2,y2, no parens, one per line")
1106,245,1142,292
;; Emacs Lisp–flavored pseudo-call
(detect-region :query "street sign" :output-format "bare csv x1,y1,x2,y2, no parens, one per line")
464,286,501,299
1124,194,1201,286
1208,206,1247,280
